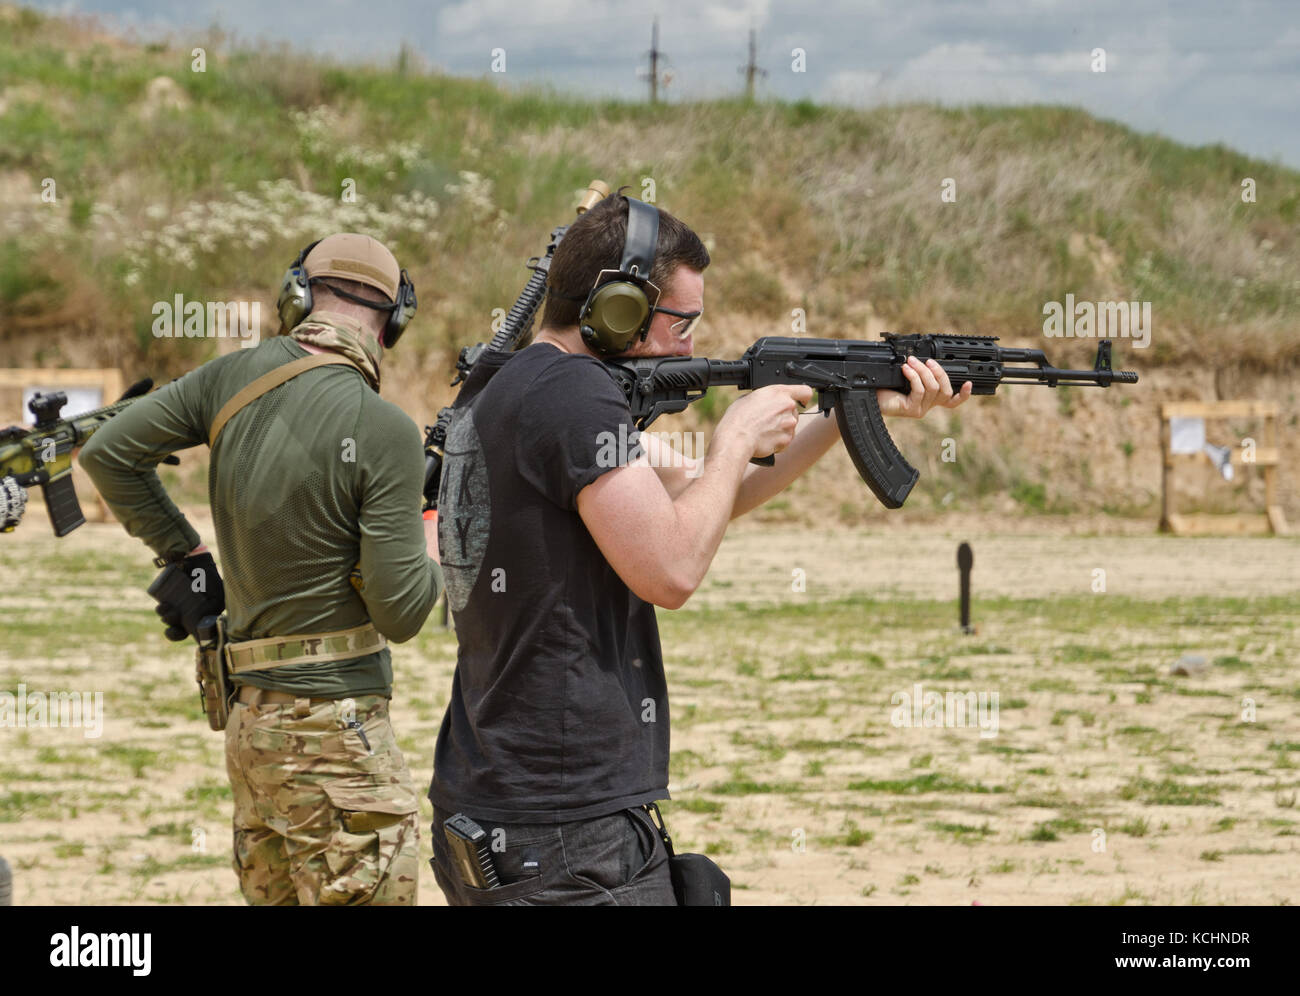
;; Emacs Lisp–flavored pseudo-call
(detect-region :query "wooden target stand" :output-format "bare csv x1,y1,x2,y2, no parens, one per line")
1159,400,1288,536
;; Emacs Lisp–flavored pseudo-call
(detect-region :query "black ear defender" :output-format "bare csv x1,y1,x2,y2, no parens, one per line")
381,269,418,348
275,241,418,348
578,196,660,356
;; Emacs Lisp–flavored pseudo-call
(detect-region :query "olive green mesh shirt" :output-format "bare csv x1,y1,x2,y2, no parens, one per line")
79,335,443,698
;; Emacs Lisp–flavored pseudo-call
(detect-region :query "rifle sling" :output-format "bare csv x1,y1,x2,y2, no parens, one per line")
208,353,360,446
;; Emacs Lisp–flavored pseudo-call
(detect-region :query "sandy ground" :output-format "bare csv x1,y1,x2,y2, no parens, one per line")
1,510,1297,905
699,517,1300,604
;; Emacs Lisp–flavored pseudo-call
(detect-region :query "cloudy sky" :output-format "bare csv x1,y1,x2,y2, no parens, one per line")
30,0,1300,167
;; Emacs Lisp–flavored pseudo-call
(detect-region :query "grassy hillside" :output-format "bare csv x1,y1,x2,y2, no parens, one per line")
1,4,1296,520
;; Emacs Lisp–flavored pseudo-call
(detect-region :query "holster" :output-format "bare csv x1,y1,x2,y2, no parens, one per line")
669,853,731,907
194,614,232,731
645,803,731,907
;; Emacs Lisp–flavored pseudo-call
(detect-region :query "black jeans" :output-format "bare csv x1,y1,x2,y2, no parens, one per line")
430,804,677,906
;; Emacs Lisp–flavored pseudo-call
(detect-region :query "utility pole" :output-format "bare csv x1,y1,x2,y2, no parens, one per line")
643,17,664,104
739,27,766,101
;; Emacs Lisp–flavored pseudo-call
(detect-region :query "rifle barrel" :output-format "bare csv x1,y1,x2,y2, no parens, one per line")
999,367,1139,385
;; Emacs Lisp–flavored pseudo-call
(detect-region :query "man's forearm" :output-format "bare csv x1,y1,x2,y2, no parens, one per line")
660,429,754,598
79,444,201,558
77,381,206,558
731,411,840,519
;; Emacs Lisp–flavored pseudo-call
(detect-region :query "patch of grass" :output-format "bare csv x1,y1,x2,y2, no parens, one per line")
928,821,995,840
709,777,803,796
1016,793,1072,809
1051,709,1097,727
1120,777,1221,806
1215,655,1253,671
1107,885,1149,906
848,772,1004,795
0,791,59,822
821,820,874,847
184,781,232,805
1058,644,1114,662
669,750,709,778
1026,817,1090,842
675,798,724,815
102,745,158,779
930,666,974,681
1010,480,1047,512
731,731,787,761
788,738,882,754
773,654,831,682
1030,678,1076,693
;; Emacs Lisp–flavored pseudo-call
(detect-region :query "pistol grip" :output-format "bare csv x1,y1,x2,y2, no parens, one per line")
833,390,919,509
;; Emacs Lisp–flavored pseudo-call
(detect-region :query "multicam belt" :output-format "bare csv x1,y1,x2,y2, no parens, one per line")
224,623,387,674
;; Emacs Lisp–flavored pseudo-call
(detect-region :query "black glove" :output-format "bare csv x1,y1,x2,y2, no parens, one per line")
147,552,226,642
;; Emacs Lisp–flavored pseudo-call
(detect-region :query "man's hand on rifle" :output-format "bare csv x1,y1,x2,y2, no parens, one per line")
719,383,813,460
877,355,973,418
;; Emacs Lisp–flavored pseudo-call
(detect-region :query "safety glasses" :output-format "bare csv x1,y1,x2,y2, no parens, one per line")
652,304,703,340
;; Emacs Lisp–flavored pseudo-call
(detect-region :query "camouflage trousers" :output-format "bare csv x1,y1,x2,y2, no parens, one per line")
224,694,420,905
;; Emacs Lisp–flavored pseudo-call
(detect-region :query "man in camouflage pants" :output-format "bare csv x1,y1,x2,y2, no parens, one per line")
81,234,443,905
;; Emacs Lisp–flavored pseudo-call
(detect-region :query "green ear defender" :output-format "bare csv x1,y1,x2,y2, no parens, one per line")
275,240,417,347
276,239,321,331
578,196,660,356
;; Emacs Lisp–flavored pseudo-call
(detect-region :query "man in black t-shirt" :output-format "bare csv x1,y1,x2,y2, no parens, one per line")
429,195,972,905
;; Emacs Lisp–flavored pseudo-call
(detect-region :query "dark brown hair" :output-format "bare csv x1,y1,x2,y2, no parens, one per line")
540,194,710,330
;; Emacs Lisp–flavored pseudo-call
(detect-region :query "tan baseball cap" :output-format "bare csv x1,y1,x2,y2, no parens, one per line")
303,233,401,303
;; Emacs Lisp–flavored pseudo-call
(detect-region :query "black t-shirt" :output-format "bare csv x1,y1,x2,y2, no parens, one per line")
429,342,670,823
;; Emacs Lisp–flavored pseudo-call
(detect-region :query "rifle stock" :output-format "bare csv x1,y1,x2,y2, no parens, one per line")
423,180,610,510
